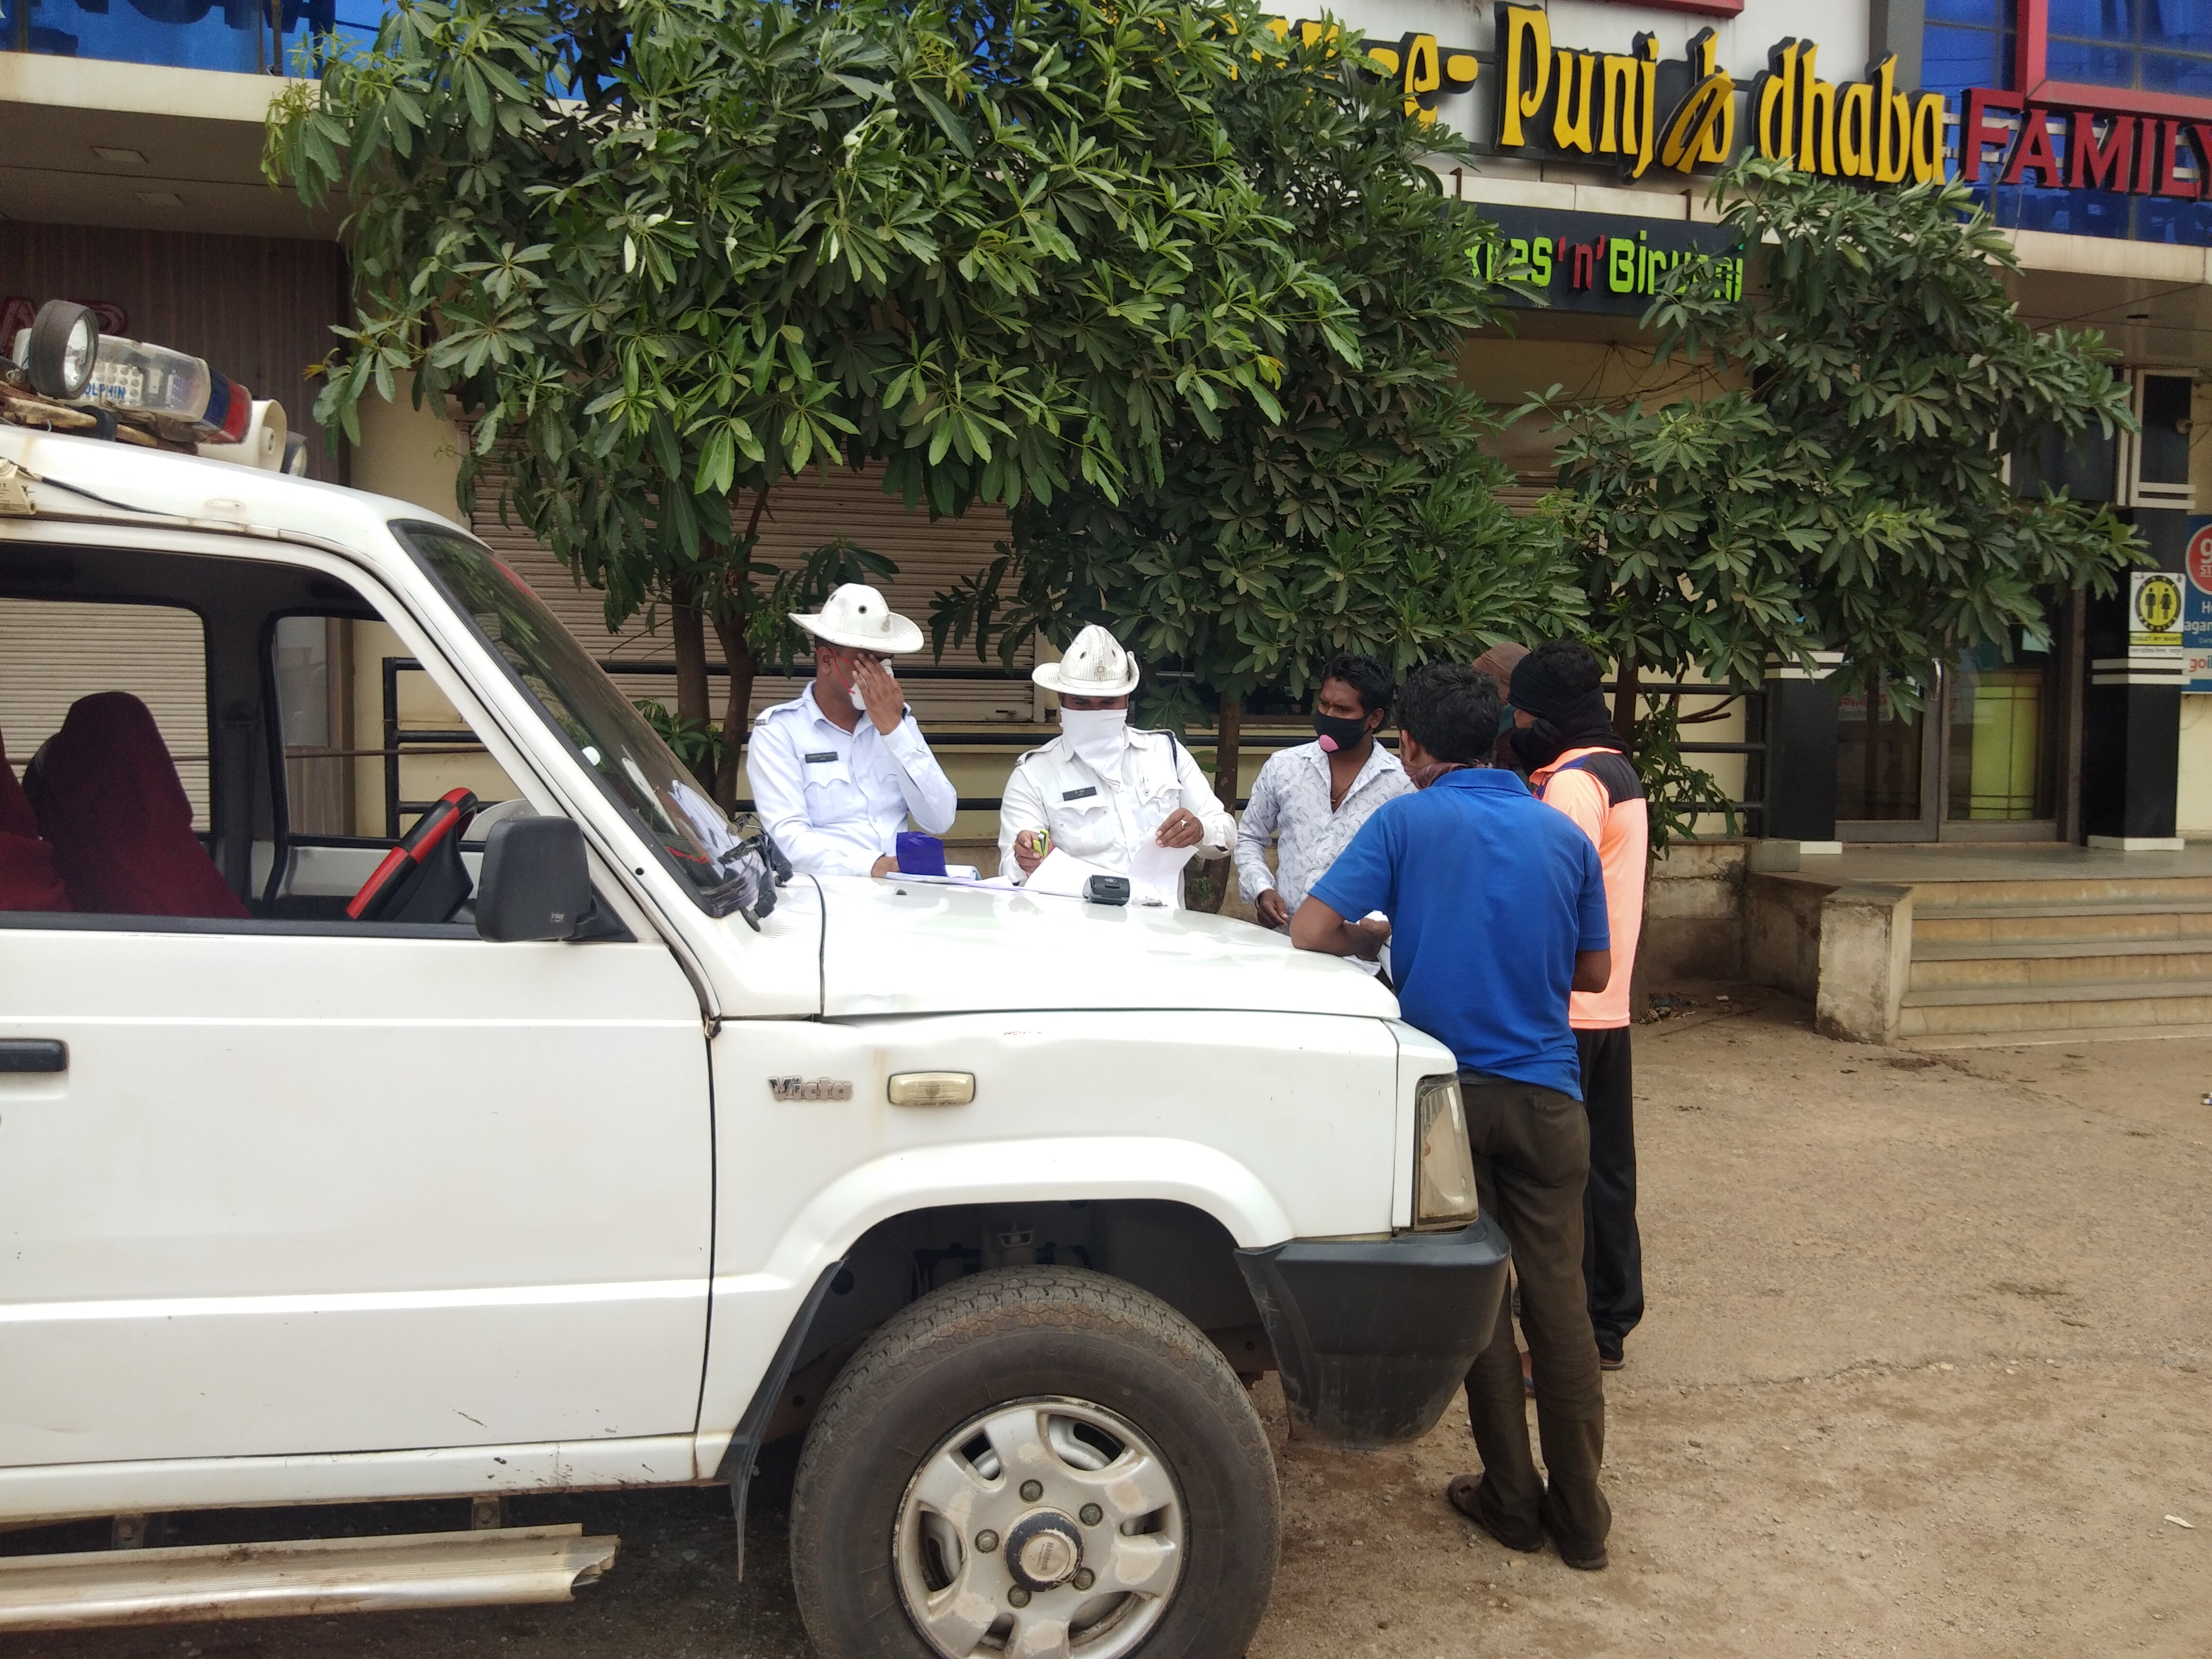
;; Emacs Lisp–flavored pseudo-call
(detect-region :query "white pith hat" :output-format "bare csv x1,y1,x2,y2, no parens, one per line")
1032,624,1141,698
790,582,925,654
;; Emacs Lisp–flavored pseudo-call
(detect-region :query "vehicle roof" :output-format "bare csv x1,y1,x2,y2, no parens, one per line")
0,424,469,567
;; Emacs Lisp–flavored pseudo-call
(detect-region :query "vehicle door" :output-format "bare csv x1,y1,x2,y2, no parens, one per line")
0,535,711,1469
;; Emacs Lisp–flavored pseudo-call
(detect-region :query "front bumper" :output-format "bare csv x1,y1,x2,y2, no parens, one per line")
1236,1215,1511,1449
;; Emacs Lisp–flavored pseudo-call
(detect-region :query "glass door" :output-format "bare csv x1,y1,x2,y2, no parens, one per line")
1835,671,1939,841
1831,631,2066,843
1940,630,2061,840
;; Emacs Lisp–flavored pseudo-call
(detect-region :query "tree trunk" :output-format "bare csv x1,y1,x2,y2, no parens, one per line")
670,572,714,789
1211,694,1242,808
1187,694,1240,914
1611,649,1640,749
711,612,756,813
709,486,774,812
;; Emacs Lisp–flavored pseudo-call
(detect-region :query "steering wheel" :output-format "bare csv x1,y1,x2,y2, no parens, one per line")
346,788,478,923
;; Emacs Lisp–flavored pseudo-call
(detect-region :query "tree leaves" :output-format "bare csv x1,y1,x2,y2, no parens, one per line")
268,0,1340,655
931,22,1581,720
1545,155,2146,749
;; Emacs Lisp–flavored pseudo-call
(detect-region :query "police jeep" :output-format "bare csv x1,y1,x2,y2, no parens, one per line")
0,302,1508,1659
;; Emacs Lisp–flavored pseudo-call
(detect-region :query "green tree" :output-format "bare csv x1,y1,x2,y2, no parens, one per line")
931,21,1583,892
267,0,1346,801
1535,156,2143,840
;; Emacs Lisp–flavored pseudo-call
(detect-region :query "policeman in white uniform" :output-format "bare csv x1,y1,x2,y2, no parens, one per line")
998,625,1233,907
748,583,957,878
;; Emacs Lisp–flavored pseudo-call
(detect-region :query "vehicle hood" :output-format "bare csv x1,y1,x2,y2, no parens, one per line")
813,876,1400,1020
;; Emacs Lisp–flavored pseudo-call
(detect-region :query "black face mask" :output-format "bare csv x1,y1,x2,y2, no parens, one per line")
1312,711,1372,754
1508,721,1566,771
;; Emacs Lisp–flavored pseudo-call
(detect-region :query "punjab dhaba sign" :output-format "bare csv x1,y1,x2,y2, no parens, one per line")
1265,16,1481,125
1489,6,1945,183
1281,6,1947,185
1301,2,2212,206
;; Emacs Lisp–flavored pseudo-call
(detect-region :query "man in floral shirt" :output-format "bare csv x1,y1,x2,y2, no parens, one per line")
1235,654,1410,966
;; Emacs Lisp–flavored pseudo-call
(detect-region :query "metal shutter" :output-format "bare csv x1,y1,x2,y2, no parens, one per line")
1499,479,1552,515
0,598,211,827
465,460,1037,727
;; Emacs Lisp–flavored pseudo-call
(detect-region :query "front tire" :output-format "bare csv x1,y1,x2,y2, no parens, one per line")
791,1267,1280,1659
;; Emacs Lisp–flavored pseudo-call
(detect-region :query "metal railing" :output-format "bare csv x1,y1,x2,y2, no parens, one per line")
380,656,483,839
1605,677,1767,834
375,649,1768,831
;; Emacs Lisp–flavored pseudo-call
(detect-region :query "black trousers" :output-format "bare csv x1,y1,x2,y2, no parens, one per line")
1460,1071,1609,1558
1577,1025,1643,1358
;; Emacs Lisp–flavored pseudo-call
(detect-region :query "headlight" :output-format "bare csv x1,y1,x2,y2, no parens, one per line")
1413,1073,1479,1230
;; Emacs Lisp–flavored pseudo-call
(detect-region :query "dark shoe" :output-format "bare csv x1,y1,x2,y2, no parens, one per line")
1539,1504,1610,1571
1596,1334,1625,1372
1446,1473,1542,1554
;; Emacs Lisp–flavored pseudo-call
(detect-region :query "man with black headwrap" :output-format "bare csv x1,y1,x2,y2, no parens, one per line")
1509,641,1649,1374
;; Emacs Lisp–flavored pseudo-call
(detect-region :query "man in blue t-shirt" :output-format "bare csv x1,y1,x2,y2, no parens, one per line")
1292,661,1616,1571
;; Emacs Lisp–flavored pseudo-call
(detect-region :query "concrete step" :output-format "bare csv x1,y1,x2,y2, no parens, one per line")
1904,1022,2212,1050
1896,976,2212,1038
1908,937,2212,991
1912,902,2212,947
1905,876,2212,911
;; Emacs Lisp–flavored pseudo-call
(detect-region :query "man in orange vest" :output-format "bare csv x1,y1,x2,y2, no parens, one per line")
1509,641,1649,1373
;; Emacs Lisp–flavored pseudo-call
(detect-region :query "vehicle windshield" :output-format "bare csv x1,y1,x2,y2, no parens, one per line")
396,522,771,919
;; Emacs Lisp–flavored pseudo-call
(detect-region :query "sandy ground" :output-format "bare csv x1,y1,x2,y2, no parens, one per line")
6,989,2210,1658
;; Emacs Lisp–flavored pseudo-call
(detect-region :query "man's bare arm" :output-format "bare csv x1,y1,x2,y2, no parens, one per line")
1573,948,1611,993
1290,896,1387,961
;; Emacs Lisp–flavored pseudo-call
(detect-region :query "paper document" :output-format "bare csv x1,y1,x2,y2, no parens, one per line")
888,866,992,888
1023,848,1124,899
1127,837,1197,907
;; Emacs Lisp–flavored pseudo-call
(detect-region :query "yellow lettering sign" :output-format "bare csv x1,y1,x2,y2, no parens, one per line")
1499,5,1552,149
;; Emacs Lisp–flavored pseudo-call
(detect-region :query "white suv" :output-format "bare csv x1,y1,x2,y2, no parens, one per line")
0,423,1507,1659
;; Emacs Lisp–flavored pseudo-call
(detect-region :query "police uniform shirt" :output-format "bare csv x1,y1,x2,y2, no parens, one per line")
998,725,1234,908
748,683,958,876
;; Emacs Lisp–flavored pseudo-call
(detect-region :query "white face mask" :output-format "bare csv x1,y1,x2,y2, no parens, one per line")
834,654,891,711
1061,706,1127,773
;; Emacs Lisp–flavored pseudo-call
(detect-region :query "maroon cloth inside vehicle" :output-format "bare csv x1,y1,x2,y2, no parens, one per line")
0,729,70,913
25,692,247,919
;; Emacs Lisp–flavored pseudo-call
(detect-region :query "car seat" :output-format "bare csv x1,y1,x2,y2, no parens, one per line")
25,692,248,919
0,728,70,913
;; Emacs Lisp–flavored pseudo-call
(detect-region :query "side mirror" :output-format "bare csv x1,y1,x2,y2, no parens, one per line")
476,817,593,942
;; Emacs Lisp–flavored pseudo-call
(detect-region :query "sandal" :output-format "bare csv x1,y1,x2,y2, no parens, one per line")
1445,1473,1542,1553
1542,1511,1611,1572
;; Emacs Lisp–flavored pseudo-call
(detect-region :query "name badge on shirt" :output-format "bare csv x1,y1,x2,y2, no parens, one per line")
1061,785,1098,802
805,752,839,764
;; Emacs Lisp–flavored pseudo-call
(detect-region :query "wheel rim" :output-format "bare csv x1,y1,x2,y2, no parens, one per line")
893,1395,1186,1659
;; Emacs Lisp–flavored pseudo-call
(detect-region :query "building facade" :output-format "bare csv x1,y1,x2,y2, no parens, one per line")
1318,0,2212,850
4,0,2212,860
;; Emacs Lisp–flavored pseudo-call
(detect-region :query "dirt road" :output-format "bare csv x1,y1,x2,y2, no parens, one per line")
6,993,2209,1657
1254,996,2212,1659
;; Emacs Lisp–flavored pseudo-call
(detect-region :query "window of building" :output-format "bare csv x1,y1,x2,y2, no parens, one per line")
1923,0,2212,245
2045,0,2212,100
3,0,385,73
1919,0,2212,113
1925,0,2019,96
